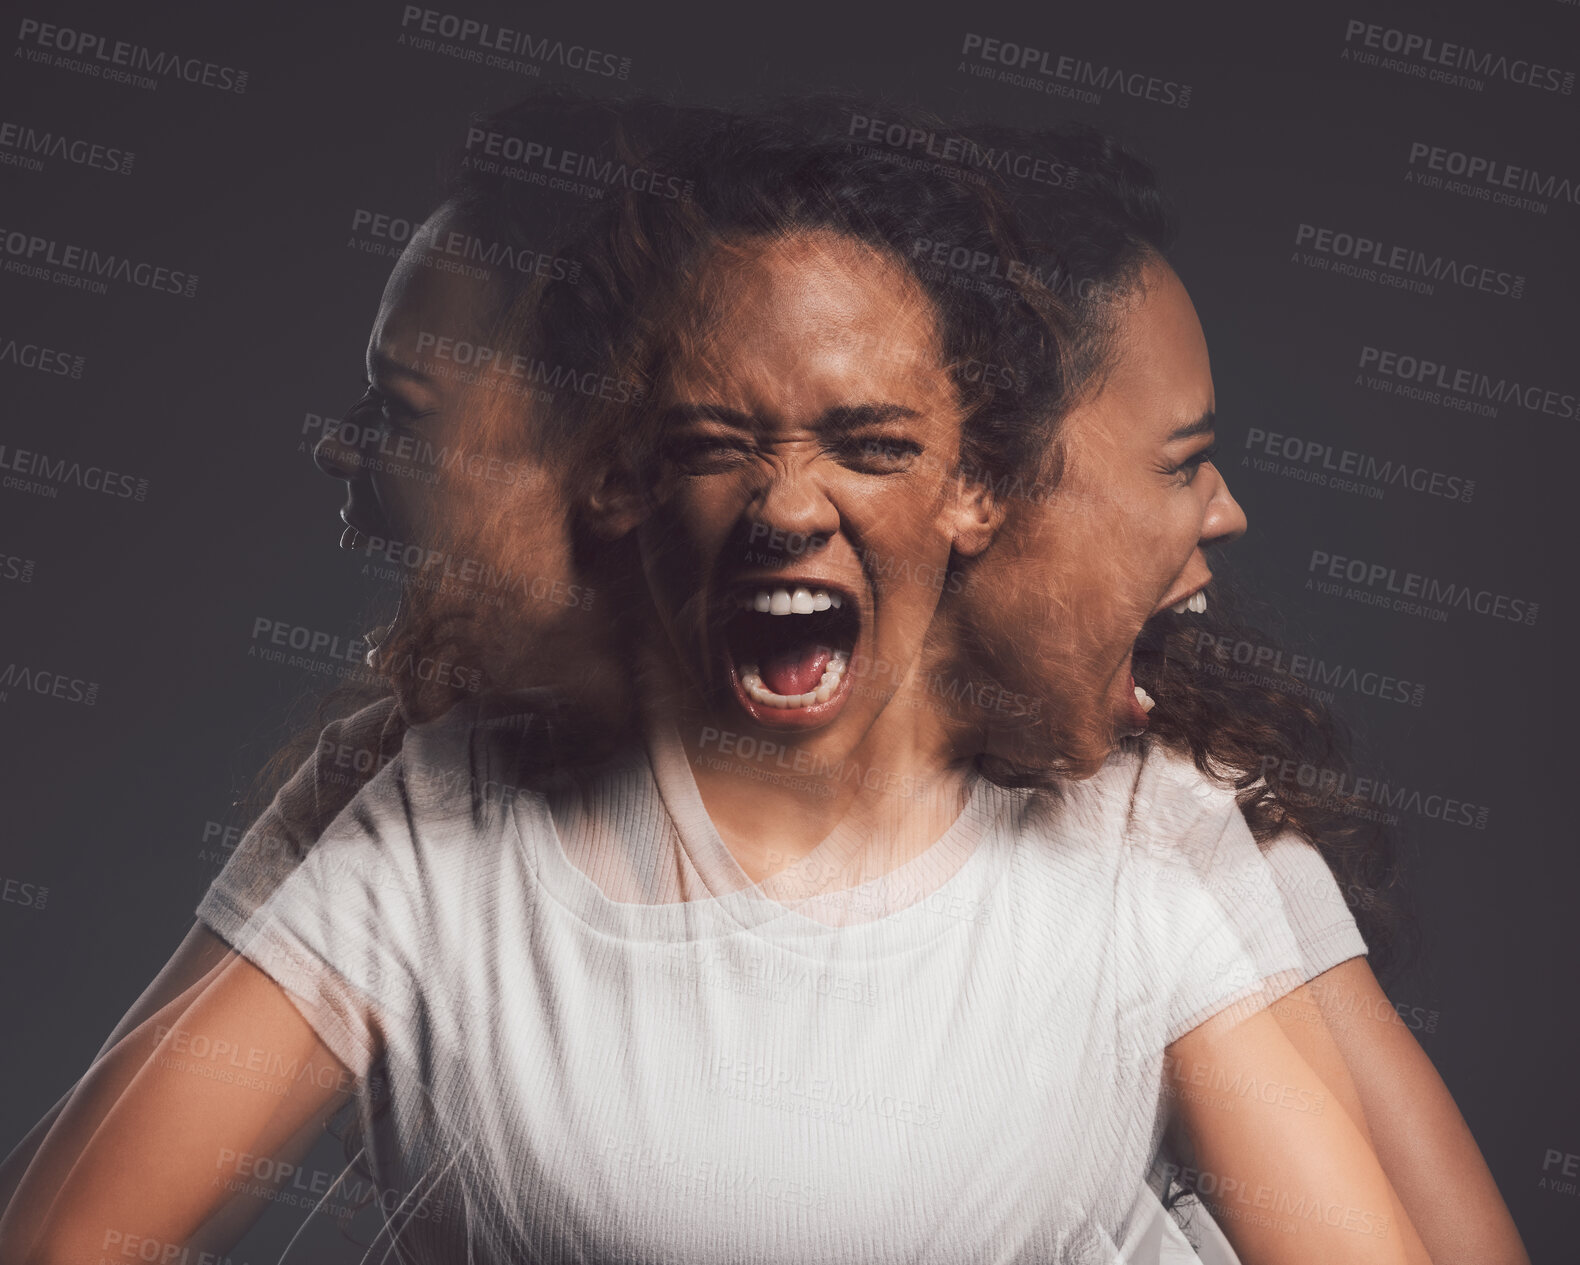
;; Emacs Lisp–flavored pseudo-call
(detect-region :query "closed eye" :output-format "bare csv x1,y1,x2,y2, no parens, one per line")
832,434,924,474
1167,442,1219,480
663,431,756,474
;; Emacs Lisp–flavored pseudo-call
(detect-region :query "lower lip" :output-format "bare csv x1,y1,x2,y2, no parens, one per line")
726,650,855,730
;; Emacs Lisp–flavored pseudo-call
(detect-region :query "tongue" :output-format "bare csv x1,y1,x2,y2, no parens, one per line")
760,644,832,698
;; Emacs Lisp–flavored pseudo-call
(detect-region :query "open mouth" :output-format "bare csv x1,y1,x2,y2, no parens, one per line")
1125,586,1212,731
721,583,861,725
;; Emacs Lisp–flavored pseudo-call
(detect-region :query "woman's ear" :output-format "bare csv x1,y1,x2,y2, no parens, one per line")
950,477,1006,558
583,472,648,540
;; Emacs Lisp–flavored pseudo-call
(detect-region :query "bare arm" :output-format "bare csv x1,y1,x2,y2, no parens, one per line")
1167,1003,1432,1265
1268,958,1530,1265
0,924,234,1216
0,952,357,1265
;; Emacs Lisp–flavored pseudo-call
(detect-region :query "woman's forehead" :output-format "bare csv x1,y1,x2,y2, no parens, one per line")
684,232,939,343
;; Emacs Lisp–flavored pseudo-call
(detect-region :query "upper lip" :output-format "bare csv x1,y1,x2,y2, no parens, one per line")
339,509,380,538
1152,580,1209,618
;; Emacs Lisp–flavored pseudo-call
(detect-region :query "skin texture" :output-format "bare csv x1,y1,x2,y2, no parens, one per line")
313,201,608,721
640,230,997,880
960,259,1244,779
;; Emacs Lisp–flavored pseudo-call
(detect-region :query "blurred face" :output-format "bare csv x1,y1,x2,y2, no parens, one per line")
312,203,580,699
638,230,990,752
314,202,509,552
970,261,1246,768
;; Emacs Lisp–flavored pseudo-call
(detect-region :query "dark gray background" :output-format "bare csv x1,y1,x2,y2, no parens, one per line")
2,0,1575,1258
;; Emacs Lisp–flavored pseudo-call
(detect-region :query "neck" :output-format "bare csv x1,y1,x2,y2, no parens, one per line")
646,647,978,887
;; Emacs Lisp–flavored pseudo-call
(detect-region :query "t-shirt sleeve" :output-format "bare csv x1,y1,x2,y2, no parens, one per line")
217,748,432,1079
1125,749,1309,1045
1260,828,1369,979
197,695,406,945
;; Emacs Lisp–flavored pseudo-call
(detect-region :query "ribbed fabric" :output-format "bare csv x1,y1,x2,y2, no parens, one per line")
203,706,1353,1263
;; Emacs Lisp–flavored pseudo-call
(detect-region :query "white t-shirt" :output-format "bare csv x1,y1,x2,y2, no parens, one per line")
204,705,1344,1263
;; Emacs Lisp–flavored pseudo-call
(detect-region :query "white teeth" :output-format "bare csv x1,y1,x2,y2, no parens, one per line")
1134,684,1155,713
738,653,849,710
739,586,845,616
1170,591,1209,616
1170,600,1188,615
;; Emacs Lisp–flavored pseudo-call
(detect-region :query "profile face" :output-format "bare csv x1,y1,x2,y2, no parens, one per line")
980,260,1246,765
637,229,986,744
312,202,579,693
314,202,517,553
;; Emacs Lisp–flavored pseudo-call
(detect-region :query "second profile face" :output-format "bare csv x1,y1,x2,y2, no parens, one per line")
970,260,1247,770
636,229,993,748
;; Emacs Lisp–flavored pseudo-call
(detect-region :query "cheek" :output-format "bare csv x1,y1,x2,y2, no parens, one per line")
371,477,434,536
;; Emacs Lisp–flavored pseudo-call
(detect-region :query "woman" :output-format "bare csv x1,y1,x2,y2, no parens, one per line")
1,100,1430,1265
930,119,1529,1262
0,87,649,1231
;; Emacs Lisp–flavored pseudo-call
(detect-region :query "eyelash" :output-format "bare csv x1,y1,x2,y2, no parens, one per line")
664,434,925,474
351,384,423,432
836,436,923,472
1170,443,1219,479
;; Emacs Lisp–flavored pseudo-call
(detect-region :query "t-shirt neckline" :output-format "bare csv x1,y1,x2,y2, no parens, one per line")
514,721,1016,959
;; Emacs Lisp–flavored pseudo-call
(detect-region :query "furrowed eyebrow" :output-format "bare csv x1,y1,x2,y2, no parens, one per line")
659,403,921,431
817,403,921,432
660,403,755,428
1166,409,1216,443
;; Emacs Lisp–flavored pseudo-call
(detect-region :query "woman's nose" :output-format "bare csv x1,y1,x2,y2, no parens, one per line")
746,467,839,560
1200,467,1248,547
313,419,366,483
